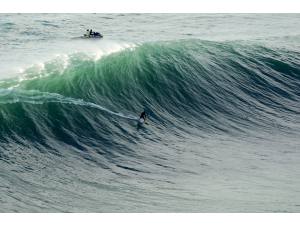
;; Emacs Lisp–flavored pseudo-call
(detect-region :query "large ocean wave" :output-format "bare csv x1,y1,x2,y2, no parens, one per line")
1,40,299,141
1,39,300,212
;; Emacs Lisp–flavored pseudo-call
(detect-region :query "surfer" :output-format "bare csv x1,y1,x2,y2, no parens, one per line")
140,110,147,122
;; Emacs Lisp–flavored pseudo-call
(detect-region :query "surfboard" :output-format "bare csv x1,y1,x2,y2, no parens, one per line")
138,118,145,124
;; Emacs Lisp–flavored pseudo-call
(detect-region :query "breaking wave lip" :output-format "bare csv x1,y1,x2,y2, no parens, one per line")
0,39,137,80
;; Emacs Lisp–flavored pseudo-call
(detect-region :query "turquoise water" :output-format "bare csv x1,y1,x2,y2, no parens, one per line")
0,14,300,212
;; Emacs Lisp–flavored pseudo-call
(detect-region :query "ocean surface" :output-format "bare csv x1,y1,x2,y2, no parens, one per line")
0,14,300,212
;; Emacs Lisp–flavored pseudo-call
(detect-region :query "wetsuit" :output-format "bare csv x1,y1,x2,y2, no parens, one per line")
140,111,146,120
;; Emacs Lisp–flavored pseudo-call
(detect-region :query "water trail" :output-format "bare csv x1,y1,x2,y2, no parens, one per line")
0,89,138,120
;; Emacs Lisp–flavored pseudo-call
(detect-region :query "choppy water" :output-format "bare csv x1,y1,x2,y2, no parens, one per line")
0,14,300,212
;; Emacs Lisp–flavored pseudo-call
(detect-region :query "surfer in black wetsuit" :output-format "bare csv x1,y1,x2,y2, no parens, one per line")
140,110,147,121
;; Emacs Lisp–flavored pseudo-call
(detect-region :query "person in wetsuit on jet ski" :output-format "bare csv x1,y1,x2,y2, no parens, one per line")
86,29,90,37
84,29,102,38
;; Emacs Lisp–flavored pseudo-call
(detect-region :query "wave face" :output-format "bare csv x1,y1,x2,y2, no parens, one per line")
1,39,300,212
1,40,299,139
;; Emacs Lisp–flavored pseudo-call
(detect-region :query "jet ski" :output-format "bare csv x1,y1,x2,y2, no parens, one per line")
82,32,103,39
